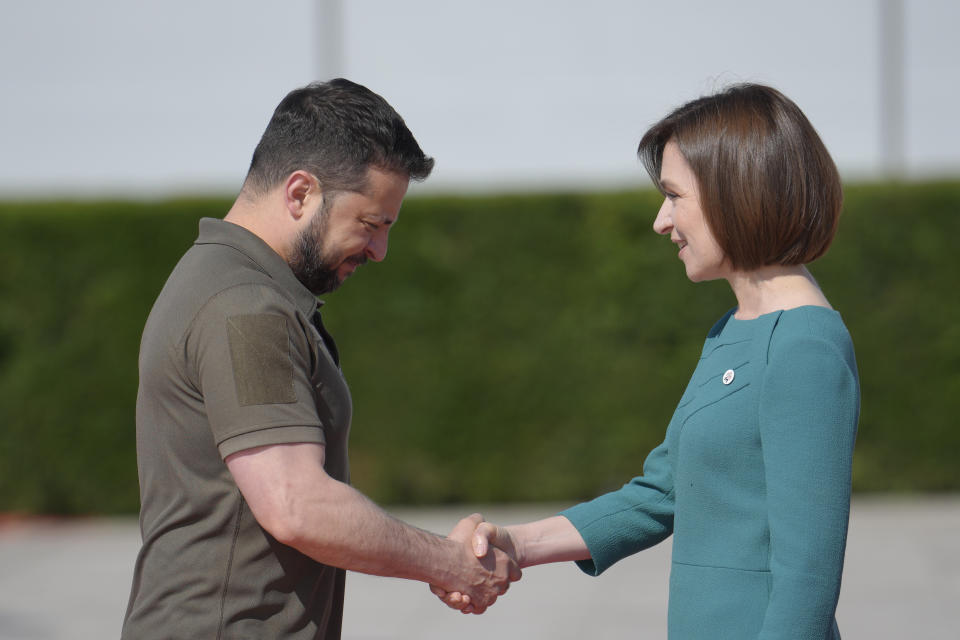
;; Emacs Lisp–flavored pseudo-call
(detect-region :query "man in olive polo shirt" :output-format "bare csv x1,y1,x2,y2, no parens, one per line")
122,79,519,640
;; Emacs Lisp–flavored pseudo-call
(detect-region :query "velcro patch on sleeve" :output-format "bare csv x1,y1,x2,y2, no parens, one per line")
226,313,297,406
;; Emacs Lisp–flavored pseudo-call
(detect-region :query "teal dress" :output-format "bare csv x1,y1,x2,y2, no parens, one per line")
561,306,859,639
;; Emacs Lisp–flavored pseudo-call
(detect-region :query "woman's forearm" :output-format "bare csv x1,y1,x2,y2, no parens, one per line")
508,515,591,568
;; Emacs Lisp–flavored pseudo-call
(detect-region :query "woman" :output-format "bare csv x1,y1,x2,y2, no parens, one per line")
435,84,860,638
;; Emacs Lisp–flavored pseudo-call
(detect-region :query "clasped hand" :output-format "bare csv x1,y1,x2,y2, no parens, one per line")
430,513,520,614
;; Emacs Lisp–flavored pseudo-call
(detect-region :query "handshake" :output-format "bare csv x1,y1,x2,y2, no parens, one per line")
427,513,523,614
423,512,588,614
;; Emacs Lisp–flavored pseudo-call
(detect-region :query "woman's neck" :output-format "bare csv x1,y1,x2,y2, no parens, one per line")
727,265,831,320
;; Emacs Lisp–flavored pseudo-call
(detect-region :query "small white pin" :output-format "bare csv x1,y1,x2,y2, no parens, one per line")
722,369,735,385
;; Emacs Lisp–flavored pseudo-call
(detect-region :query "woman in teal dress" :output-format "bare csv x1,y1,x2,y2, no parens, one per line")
434,84,860,639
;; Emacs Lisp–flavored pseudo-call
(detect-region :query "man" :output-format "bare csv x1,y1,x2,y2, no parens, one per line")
122,79,519,639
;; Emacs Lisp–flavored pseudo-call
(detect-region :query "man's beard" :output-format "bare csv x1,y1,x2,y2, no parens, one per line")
288,201,344,295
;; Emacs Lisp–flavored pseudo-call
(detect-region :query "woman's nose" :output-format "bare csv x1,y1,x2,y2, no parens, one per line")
652,199,672,235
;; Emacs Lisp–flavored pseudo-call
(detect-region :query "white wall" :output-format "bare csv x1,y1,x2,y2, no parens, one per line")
1,0,957,198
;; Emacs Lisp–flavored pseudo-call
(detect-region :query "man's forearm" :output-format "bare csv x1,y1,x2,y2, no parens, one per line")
226,442,516,610
281,475,461,584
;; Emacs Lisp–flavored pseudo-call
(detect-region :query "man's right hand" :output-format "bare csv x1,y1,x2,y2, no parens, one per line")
430,514,522,614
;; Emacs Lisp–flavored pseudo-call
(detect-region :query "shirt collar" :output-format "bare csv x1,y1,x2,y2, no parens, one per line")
195,217,322,317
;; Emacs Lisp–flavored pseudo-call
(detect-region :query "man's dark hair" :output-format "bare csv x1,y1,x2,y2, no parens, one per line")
244,78,434,195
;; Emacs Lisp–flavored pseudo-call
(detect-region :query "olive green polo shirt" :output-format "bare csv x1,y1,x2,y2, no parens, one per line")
123,217,352,640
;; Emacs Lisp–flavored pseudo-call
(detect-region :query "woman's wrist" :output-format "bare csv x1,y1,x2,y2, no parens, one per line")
509,516,589,567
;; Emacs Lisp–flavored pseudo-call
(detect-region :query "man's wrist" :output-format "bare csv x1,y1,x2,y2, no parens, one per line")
421,535,467,589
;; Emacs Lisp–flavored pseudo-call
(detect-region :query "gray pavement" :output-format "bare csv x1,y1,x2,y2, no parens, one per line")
0,496,957,639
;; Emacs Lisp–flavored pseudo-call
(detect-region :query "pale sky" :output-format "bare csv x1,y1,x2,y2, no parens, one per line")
1,0,957,198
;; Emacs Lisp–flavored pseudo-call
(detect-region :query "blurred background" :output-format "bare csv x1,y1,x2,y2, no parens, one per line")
3,0,959,197
1,1,958,638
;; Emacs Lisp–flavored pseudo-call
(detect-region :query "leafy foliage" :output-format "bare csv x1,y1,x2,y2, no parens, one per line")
0,183,956,514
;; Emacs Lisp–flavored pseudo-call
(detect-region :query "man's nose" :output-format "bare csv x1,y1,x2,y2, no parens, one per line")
366,232,388,262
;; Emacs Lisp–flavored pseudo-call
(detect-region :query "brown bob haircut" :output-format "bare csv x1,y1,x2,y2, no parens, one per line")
638,84,843,270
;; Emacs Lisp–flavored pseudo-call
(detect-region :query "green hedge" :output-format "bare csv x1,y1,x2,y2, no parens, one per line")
1,182,957,514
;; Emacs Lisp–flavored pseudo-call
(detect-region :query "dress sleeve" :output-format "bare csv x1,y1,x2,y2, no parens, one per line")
757,333,859,638
559,434,675,576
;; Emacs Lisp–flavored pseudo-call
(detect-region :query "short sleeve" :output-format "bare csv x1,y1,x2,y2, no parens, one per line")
185,283,326,458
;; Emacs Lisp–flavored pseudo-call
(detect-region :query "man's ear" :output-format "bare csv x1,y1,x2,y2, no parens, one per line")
283,171,321,220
